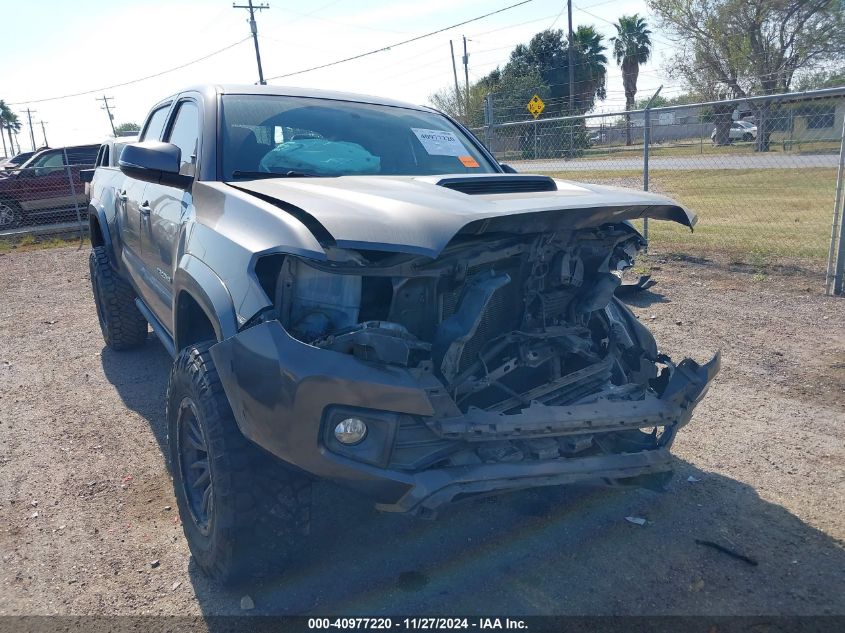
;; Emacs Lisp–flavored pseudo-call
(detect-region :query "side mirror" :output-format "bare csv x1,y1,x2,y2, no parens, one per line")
119,141,192,189
500,163,518,173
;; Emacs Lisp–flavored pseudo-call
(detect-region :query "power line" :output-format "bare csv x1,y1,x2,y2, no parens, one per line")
263,0,535,81
8,38,251,105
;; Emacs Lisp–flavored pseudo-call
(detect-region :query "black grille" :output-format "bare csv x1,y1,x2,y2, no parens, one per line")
437,175,557,195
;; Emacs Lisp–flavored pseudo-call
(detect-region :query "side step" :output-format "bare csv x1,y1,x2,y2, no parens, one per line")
134,298,176,358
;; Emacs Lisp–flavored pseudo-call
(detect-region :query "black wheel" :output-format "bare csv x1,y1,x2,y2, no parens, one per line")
0,198,22,230
743,133,753,142
89,246,148,350
167,342,312,585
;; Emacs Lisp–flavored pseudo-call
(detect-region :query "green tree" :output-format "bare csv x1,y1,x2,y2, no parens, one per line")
114,122,141,135
794,69,845,91
647,0,845,150
611,14,653,146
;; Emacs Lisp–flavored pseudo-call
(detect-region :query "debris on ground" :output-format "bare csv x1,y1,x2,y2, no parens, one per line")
687,475,702,483
150,560,160,569
625,516,647,526
694,539,758,566
240,595,255,610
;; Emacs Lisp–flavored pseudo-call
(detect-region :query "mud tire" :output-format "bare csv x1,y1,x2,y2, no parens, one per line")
166,341,312,585
89,246,148,350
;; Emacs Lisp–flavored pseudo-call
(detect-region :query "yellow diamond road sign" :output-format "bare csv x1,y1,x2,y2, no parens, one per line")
527,94,545,118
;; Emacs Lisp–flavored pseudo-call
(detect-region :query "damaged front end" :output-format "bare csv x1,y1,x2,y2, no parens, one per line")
210,222,719,515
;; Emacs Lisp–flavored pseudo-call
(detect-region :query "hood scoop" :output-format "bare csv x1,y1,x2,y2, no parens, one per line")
436,175,557,195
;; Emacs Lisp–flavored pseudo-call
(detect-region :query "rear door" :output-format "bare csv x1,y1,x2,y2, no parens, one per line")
119,103,170,291
139,98,200,327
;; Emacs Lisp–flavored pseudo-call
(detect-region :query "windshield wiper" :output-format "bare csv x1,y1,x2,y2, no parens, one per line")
230,169,324,180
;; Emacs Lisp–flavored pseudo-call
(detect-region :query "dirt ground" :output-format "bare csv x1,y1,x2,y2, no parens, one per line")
1,246,843,618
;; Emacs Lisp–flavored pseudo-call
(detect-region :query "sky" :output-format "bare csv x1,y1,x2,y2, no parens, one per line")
0,0,685,150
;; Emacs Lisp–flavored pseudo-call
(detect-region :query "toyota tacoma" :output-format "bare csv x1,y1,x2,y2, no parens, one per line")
87,84,719,583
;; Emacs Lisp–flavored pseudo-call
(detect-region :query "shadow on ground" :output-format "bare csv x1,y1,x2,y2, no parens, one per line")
100,337,845,619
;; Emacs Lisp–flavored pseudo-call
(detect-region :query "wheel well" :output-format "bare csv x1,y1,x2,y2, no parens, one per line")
89,214,105,247
176,291,218,351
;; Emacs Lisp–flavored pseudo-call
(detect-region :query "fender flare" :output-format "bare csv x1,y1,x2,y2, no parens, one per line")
172,254,239,351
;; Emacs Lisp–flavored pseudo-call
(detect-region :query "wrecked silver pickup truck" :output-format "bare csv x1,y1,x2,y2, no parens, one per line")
87,84,718,583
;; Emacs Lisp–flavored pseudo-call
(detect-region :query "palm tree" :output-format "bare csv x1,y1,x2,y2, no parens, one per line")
0,100,13,157
0,101,21,156
611,14,652,146
573,25,608,108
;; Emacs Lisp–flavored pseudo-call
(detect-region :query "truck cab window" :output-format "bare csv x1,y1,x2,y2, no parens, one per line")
166,102,199,177
140,105,171,142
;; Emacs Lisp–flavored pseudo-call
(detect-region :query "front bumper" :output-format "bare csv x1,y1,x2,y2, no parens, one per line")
210,321,719,514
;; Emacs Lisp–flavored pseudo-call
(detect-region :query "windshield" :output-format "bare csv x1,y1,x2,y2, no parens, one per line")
220,95,497,180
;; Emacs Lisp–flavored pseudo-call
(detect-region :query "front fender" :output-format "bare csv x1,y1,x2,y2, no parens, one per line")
172,254,239,350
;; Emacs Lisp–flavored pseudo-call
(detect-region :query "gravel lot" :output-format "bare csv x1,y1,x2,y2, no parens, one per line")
1,246,843,618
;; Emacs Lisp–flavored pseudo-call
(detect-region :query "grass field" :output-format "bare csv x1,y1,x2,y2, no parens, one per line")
578,137,841,161
549,167,839,264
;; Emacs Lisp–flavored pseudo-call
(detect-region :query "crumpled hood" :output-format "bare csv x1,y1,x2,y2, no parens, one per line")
227,174,695,258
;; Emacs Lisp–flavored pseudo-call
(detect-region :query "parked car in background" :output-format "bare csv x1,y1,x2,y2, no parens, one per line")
711,120,758,143
0,144,98,229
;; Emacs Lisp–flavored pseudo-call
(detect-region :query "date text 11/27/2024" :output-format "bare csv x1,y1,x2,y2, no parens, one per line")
307,618,529,630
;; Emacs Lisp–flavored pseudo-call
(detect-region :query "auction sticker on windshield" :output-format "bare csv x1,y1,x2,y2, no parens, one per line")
411,128,468,156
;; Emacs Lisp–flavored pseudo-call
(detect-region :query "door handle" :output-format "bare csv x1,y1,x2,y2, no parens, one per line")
117,191,128,202
140,202,151,216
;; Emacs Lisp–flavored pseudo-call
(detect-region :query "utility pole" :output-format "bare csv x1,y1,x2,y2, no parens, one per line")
39,121,48,147
97,96,116,136
20,108,37,151
462,36,470,121
233,0,269,85
567,0,574,115
449,40,462,119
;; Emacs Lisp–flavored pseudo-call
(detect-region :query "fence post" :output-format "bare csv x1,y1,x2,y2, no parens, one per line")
63,148,85,245
826,113,845,295
641,87,662,248
484,94,494,155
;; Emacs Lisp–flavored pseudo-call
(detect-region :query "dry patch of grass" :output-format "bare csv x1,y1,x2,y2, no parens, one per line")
0,234,83,255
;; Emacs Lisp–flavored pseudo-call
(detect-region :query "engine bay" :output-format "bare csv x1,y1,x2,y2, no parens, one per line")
268,224,660,416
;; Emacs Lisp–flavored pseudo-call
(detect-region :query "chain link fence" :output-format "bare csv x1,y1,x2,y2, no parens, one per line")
0,145,97,245
472,87,845,293
3,91,845,292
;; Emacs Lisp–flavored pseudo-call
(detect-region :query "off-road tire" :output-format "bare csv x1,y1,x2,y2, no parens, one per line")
89,246,148,350
166,342,312,585
0,198,22,230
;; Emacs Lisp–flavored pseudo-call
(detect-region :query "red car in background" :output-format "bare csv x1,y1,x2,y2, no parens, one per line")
0,144,98,230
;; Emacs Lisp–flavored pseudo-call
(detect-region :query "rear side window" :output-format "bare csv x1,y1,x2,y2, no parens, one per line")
141,105,171,142
166,101,200,177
